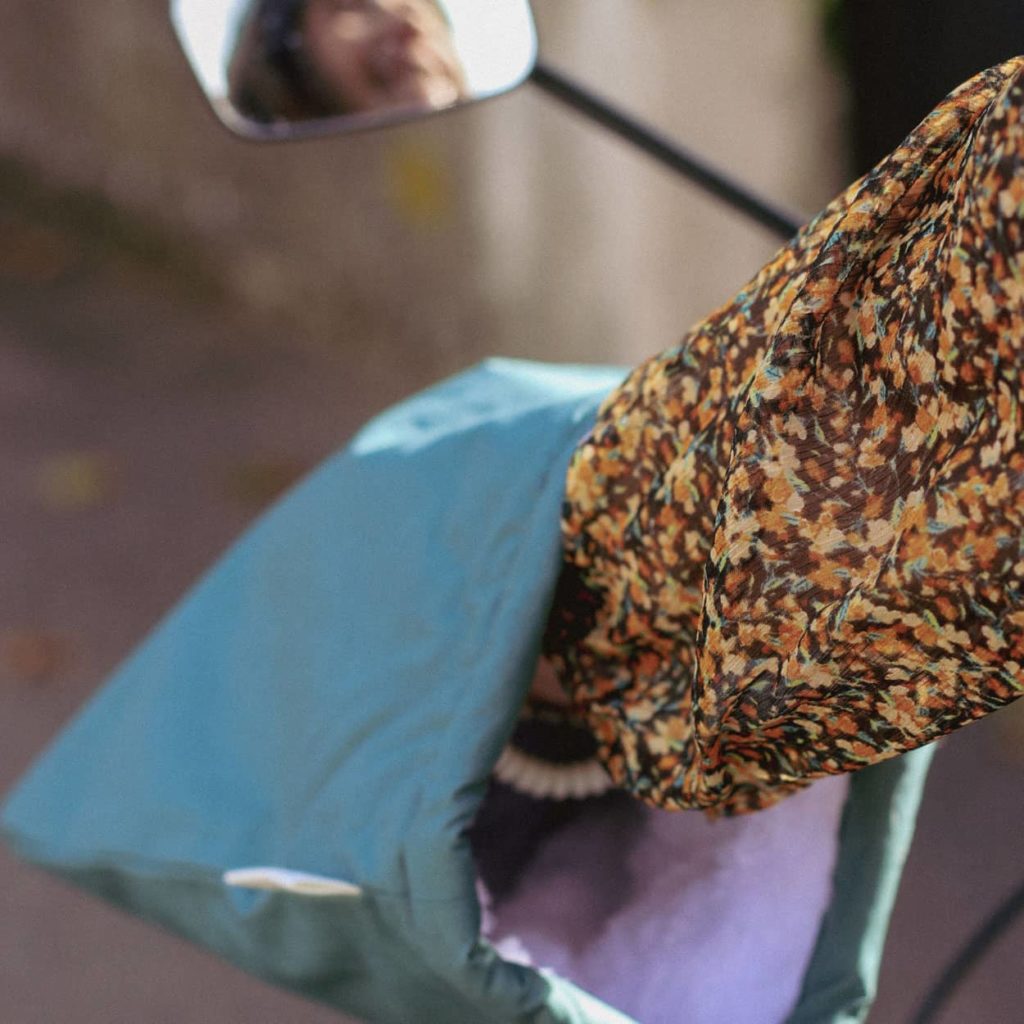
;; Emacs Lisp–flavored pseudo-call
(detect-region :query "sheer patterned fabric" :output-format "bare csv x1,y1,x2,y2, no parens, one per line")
543,59,1024,814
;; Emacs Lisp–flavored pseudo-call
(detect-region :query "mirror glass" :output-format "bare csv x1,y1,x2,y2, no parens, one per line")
170,0,538,140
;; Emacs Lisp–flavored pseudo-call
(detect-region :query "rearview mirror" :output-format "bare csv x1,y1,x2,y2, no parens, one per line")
170,0,538,140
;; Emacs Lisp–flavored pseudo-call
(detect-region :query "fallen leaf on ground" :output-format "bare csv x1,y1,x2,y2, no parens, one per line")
36,452,117,510
0,222,80,283
223,457,309,508
2,629,70,685
386,141,454,228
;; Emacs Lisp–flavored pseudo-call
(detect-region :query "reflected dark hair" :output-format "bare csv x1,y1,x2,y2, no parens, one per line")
228,0,349,123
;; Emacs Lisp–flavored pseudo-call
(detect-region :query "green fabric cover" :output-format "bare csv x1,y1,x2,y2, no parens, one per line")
1,358,932,1023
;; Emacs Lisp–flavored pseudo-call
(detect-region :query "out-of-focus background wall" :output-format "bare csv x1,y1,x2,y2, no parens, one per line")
0,2,1021,1022
0,0,845,377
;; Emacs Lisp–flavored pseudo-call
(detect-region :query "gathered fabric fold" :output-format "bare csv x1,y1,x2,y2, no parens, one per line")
543,58,1024,814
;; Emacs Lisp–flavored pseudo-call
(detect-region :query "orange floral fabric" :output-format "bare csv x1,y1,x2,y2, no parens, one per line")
542,59,1024,815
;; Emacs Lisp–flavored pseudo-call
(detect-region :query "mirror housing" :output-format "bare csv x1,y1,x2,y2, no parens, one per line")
170,0,538,140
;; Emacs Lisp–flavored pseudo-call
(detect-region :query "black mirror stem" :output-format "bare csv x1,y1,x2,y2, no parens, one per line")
530,60,805,242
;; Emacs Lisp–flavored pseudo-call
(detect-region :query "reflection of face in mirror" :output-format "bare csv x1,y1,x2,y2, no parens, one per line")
229,0,468,125
304,0,467,114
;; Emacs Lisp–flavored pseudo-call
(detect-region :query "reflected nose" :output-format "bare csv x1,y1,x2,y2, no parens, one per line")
387,18,419,45
379,5,421,44
392,18,418,44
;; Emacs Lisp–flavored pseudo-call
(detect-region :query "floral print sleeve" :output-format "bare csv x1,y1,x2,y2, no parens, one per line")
542,58,1024,815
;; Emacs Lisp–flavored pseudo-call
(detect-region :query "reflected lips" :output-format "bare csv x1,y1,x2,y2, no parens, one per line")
368,36,420,88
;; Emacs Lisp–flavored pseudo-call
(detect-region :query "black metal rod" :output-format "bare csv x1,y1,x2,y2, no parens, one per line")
529,60,804,242
910,878,1024,1024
